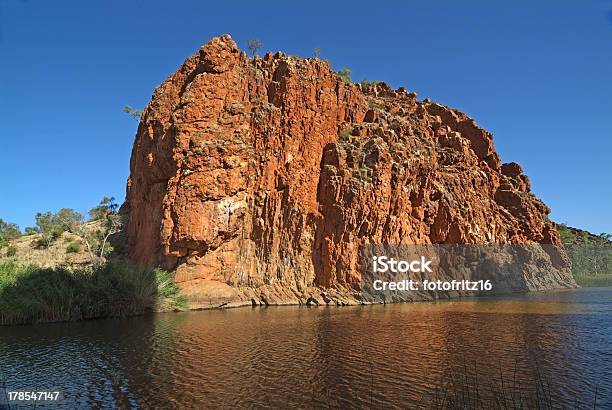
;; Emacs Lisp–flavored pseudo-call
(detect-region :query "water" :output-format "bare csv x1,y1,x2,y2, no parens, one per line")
1,288,611,408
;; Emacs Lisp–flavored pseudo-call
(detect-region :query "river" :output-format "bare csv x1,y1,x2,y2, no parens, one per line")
1,288,611,408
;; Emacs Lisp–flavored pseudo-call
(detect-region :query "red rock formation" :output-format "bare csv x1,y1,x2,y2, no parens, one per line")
125,35,575,307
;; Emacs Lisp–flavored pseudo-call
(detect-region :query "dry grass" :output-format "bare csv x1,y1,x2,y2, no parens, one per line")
0,220,104,268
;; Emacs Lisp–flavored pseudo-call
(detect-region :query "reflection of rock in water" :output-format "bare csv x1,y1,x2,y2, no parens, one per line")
124,34,575,308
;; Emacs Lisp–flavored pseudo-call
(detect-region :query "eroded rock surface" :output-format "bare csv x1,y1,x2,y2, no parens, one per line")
125,35,575,308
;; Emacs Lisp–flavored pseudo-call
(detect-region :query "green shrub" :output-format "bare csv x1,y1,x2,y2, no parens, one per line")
337,68,352,84
574,274,612,287
123,105,143,119
368,100,385,109
33,237,48,249
339,128,353,140
33,209,82,248
6,245,17,257
66,241,81,254
0,219,20,247
360,78,380,87
557,224,612,286
24,227,38,236
557,224,575,243
0,260,187,325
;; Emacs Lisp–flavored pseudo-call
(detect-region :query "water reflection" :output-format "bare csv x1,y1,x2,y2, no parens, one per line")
1,288,610,408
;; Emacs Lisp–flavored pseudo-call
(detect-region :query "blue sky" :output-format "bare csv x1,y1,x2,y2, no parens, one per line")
1,0,611,234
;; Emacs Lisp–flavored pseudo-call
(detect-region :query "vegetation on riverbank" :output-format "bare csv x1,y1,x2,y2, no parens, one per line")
0,260,187,326
557,223,612,287
573,274,612,287
0,197,191,326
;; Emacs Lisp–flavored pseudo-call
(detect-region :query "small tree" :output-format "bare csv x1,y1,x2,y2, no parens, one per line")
68,197,123,265
123,105,143,120
313,48,321,58
247,38,262,57
55,208,83,231
360,78,380,87
24,226,39,236
89,196,118,221
35,211,59,248
337,68,352,84
0,218,20,248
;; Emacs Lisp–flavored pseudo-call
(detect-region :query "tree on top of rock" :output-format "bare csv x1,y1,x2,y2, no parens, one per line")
337,68,352,84
247,38,262,57
123,105,143,120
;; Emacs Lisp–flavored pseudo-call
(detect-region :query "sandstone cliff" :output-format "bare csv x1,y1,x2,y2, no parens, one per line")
124,35,576,308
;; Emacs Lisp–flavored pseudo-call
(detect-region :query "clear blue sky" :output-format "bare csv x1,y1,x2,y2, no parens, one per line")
1,0,611,234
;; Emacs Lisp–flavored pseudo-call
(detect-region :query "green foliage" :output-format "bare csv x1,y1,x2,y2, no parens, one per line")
6,245,17,257
34,211,56,247
34,209,83,248
565,243,612,279
55,208,83,231
574,274,612,287
339,127,354,140
247,38,262,56
66,241,81,254
0,260,187,325
557,223,612,286
123,105,143,120
0,218,20,247
24,226,39,236
368,100,385,109
33,237,47,249
82,197,122,262
360,78,381,87
89,196,118,221
337,67,352,84
557,223,576,244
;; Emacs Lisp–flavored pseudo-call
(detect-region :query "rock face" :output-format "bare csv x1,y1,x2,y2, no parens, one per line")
125,35,575,308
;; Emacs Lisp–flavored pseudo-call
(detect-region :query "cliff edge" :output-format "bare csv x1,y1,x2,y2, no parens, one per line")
124,35,576,308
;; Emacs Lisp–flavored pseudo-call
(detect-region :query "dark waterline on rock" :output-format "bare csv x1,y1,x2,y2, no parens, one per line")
1,288,611,408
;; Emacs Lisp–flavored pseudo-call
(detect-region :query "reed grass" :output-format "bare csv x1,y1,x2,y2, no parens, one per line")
0,260,187,325
420,362,598,409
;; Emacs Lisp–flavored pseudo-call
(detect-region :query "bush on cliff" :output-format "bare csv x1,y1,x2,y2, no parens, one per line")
0,260,186,326
337,67,352,84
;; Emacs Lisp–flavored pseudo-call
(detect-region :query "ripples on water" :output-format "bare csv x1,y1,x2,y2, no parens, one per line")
1,288,611,408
